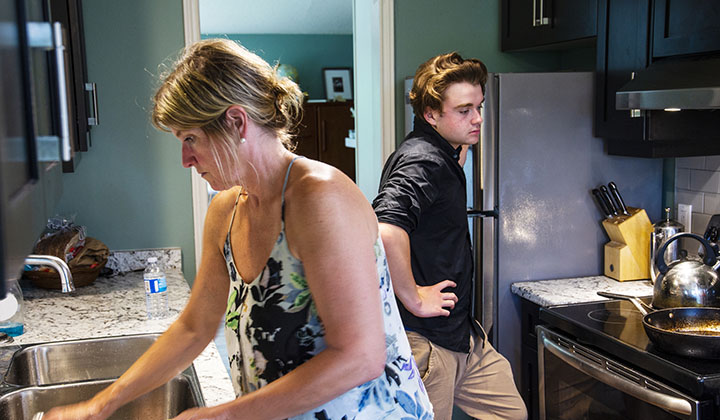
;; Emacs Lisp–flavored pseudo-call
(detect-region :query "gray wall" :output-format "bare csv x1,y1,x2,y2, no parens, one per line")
56,0,196,281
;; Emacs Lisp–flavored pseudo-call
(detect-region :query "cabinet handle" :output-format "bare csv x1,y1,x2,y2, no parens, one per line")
52,22,71,162
85,83,99,126
628,72,642,118
320,120,327,153
533,0,550,27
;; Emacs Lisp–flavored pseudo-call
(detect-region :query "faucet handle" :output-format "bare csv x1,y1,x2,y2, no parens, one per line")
24,255,75,293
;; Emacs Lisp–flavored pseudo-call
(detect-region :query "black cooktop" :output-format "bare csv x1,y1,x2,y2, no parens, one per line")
540,297,720,399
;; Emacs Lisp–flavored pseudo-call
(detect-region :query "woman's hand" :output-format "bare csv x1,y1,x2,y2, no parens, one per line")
41,398,110,420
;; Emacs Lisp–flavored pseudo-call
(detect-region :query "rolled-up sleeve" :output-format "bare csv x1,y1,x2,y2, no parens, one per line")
372,154,443,234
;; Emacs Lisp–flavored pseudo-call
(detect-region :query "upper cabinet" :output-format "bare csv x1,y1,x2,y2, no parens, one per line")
652,0,720,58
47,0,98,172
501,0,598,51
1,0,92,294
595,0,720,157
594,0,649,143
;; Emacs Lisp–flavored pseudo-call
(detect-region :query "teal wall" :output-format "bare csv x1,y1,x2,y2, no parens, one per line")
394,0,595,144
56,0,196,281
202,34,354,100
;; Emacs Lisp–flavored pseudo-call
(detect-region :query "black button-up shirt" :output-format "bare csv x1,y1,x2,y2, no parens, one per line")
373,117,473,353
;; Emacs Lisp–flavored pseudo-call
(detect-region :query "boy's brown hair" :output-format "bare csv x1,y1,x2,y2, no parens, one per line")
409,52,488,118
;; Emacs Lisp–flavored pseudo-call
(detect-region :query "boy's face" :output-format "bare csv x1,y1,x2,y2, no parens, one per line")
424,82,484,149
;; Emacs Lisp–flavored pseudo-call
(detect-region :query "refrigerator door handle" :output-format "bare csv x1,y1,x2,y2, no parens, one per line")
467,209,498,218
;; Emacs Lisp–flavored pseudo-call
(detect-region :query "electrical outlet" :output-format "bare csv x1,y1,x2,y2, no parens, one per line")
678,203,692,232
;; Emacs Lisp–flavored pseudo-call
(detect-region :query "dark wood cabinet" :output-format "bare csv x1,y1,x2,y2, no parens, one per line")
501,0,598,51
520,298,544,420
49,0,97,172
652,0,720,58
295,101,355,182
595,0,720,157
594,0,650,141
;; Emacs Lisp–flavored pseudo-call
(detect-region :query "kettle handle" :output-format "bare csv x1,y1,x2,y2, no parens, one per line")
655,232,717,275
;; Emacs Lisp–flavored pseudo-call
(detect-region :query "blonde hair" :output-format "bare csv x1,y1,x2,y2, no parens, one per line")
152,38,304,149
410,52,488,118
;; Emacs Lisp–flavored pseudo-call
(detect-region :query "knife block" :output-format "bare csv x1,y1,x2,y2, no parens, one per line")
602,207,653,281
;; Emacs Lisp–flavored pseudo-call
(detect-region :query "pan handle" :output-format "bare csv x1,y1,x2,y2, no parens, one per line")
541,332,693,417
597,291,652,316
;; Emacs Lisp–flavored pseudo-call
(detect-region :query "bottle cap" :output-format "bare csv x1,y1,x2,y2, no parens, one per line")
147,257,157,263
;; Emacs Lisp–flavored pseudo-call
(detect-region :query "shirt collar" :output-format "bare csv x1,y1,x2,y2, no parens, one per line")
413,116,462,161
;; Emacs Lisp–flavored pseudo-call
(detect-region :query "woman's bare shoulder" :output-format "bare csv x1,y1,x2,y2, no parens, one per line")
287,159,357,202
284,158,377,237
204,187,243,233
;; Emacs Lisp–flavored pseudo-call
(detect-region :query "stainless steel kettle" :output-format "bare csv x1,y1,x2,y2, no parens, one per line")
653,232,720,309
650,207,684,284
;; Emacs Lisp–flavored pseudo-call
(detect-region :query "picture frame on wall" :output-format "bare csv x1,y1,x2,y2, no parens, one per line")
323,68,352,101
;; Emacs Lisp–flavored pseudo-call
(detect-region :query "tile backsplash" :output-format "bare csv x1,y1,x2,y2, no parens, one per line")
675,156,720,235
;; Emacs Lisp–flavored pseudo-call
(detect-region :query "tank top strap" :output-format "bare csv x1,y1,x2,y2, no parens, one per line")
226,189,245,238
281,156,304,221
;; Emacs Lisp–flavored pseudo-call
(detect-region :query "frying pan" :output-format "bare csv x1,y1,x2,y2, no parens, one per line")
598,291,720,359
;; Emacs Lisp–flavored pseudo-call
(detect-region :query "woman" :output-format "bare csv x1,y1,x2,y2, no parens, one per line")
44,39,432,419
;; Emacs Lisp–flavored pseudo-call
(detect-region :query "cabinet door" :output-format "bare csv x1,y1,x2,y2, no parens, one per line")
49,0,94,172
520,298,543,420
594,0,650,140
502,0,598,51
0,0,51,292
652,0,720,58
295,103,319,160
317,103,355,182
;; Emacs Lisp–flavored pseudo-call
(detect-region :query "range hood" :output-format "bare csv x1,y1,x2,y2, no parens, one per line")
616,56,720,110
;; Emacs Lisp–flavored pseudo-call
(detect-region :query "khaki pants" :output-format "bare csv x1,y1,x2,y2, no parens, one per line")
407,328,528,420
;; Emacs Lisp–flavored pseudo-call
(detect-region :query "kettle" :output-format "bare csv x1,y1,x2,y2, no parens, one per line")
650,207,684,283
653,232,720,309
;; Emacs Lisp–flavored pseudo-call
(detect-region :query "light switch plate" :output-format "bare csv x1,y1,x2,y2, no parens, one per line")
678,203,692,232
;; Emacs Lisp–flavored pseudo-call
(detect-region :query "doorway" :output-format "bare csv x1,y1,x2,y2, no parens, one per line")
183,0,395,271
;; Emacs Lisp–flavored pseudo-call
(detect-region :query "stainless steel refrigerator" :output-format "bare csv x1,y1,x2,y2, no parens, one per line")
466,72,663,382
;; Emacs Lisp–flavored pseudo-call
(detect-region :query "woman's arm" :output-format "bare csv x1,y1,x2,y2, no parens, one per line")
43,191,235,420
196,162,388,420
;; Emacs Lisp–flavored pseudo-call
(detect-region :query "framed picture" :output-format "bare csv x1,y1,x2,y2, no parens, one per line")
323,68,353,101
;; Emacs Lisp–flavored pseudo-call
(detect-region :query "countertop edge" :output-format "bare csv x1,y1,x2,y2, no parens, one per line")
511,275,654,307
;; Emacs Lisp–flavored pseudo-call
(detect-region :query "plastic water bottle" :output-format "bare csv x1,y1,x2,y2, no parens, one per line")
144,257,169,319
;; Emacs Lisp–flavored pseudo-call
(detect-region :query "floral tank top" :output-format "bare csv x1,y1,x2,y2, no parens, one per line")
223,157,433,419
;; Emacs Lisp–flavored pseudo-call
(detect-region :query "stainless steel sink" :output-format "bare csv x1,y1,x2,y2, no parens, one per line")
0,334,205,418
0,374,203,420
4,334,159,386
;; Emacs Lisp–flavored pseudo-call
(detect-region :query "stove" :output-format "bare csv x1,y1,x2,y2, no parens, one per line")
540,297,720,400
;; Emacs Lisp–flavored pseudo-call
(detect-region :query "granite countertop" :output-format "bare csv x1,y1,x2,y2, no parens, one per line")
1,269,235,406
511,275,654,307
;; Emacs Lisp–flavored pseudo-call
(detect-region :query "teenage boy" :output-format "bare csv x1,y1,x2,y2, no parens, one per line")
373,52,527,420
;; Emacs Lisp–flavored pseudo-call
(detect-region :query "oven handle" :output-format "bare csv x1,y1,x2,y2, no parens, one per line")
542,334,693,417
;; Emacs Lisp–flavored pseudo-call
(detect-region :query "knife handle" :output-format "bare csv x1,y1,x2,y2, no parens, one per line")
592,188,613,219
598,185,618,216
608,182,630,216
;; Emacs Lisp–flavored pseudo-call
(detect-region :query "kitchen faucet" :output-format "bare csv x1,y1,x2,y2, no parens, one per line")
24,255,75,292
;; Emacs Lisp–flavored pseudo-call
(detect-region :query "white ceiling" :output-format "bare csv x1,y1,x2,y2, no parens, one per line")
199,0,353,35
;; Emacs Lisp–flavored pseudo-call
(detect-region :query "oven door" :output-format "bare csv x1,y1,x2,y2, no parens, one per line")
537,326,713,420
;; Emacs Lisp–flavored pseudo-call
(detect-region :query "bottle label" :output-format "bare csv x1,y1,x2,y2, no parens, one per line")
145,277,167,294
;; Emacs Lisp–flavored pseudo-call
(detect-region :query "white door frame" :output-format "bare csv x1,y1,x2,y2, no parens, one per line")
182,0,395,274
182,0,207,273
